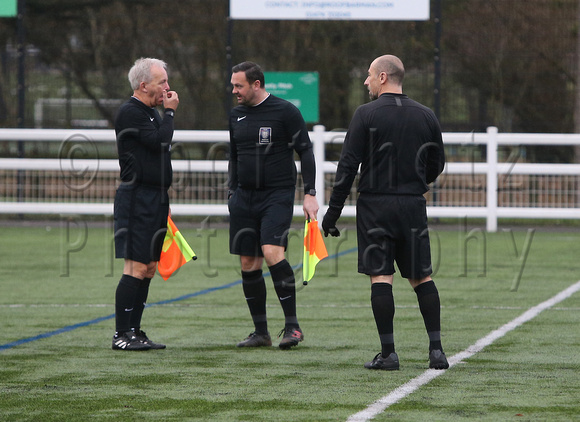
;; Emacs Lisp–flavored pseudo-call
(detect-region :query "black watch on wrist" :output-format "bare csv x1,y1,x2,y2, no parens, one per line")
165,109,174,118
306,189,316,196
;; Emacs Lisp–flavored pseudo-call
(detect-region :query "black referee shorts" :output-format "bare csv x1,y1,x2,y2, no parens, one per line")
356,193,433,279
114,184,169,264
228,187,295,257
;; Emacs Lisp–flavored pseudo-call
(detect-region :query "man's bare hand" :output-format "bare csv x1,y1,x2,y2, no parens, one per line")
303,194,319,221
163,90,179,110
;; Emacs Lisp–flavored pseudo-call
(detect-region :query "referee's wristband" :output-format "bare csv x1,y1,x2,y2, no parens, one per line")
165,109,175,118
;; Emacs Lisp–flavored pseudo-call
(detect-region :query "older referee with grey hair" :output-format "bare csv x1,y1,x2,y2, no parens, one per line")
112,57,179,351
323,55,448,370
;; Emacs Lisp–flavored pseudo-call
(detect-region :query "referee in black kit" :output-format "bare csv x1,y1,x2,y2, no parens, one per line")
322,55,449,370
228,61,319,349
112,58,179,351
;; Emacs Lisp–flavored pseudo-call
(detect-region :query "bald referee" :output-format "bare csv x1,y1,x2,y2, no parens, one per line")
322,55,448,370
112,58,179,351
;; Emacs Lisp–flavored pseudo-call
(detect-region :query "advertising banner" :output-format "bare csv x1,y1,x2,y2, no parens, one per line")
264,72,319,123
0,0,17,17
230,1,430,21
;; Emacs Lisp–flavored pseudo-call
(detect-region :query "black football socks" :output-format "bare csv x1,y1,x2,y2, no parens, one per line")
270,260,299,329
129,277,151,332
371,282,396,357
414,280,444,352
241,269,268,334
115,274,141,334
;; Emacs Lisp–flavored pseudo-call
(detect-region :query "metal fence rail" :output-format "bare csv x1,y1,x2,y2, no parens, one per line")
2,126,580,232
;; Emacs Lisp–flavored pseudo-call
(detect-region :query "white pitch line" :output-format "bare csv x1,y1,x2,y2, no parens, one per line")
347,279,580,422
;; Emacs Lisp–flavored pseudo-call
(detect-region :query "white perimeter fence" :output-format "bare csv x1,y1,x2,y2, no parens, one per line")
1,126,580,232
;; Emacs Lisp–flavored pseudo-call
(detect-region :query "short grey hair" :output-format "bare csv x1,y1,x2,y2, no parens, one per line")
128,58,167,90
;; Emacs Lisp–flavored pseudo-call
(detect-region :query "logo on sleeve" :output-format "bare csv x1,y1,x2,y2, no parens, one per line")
259,127,272,145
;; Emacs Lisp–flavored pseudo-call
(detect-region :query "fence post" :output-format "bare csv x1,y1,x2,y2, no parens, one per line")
312,125,326,210
486,126,498,232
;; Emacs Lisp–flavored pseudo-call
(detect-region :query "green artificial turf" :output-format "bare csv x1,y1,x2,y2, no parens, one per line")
0,221,579,421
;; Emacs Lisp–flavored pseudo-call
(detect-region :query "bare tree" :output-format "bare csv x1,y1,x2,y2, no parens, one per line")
444,0,576,136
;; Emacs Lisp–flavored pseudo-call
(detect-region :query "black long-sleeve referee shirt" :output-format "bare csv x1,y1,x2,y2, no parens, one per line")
228,94,316,193
329,93,445,210
115,97,173,189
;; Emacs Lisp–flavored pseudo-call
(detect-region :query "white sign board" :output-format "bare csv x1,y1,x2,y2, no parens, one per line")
230,1,430,21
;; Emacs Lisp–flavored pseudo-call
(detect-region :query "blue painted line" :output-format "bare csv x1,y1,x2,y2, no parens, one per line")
0,247,356,352
0,315,114,351
152,279,243,306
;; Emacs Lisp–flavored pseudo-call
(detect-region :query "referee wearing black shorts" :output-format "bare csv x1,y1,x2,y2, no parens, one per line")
322,55,449,370
112,58,179,351
228,62,319,349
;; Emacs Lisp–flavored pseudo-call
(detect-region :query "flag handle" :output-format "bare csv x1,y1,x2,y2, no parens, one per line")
303,217,312,285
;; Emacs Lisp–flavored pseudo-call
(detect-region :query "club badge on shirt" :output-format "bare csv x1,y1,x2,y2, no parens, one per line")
259,127,272,145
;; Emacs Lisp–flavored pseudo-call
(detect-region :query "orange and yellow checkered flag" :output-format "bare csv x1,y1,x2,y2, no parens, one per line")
303,219,328,285
158,216,196,280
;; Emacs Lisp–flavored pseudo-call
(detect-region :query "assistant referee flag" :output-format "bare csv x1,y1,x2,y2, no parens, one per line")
158,216,196,280
303,219,328,284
